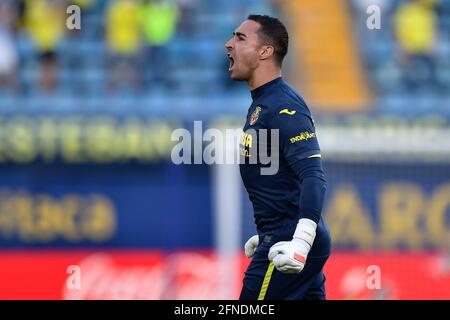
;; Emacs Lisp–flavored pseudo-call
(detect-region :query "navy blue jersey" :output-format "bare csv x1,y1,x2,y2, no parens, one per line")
240,77,331,259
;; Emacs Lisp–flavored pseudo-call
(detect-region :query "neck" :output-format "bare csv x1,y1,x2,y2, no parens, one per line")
248,67,282,91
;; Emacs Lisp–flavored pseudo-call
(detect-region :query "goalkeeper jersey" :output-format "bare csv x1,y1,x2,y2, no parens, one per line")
239,77,331,259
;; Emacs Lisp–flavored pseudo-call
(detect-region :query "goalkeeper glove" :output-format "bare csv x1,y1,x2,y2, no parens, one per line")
268,218,317,274
244,235,259,258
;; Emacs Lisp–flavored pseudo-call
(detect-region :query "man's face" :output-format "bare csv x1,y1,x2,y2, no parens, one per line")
225,20,262,81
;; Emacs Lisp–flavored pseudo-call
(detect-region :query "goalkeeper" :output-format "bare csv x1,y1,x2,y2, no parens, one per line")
225,15,331,300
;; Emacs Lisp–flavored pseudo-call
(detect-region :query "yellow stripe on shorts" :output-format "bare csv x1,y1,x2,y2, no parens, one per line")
257,262,275,300
307,154,321,158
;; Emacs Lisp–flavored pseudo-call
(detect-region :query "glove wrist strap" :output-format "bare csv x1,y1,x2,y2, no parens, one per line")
293,218,317,248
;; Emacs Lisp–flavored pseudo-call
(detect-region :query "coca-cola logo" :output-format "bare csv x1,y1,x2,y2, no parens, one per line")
63,253,164,300
63,252,242,300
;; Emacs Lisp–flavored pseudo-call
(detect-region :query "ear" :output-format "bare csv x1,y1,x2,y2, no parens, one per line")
259,45,275,61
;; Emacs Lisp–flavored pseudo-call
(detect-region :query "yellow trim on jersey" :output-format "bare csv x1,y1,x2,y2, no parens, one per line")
258,262,275,300
279,108,296,115
308,154,322,158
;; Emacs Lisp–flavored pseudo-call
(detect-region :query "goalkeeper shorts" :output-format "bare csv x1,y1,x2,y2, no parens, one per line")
239,237,329,300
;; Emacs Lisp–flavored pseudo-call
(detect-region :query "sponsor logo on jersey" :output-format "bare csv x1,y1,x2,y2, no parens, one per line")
290,132,316,143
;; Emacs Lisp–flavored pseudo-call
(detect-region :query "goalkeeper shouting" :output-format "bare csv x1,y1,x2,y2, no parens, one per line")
225,15,331,300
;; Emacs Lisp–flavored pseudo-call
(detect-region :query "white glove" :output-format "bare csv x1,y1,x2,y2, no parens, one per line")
244,235,259,258
268,219,317,274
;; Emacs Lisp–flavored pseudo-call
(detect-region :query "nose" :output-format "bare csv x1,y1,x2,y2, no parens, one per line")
225,38,233,51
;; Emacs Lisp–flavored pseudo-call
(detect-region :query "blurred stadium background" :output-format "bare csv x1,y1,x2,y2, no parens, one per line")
0,0,449,299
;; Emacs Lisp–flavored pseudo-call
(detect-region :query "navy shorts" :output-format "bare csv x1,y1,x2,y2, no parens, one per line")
239,239,329,300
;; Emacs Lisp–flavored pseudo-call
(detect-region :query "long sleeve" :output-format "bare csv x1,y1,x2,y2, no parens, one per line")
267,103,326,224
290,157,327,224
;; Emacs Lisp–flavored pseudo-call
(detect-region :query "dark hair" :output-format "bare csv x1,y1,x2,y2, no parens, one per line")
247,14,289,66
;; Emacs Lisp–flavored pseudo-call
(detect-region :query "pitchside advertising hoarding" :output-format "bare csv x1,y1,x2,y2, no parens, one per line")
0,251,449,299
0,115,449,298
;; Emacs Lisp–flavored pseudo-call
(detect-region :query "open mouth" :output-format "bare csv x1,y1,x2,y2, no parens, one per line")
228,54,235,71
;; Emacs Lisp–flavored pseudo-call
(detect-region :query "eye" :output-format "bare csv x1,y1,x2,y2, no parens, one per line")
234,33,244,41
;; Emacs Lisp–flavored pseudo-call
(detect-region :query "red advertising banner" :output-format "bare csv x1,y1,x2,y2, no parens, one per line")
0,250,449,300
323,251,450,299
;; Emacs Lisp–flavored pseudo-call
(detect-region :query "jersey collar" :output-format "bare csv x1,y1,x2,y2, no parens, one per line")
250,77,283,101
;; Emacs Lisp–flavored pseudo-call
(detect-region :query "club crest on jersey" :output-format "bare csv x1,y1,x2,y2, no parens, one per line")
250,106,262,126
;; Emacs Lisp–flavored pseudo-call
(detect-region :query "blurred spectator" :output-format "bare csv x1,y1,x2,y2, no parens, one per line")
176,0,198,38
138,0,179,88
0,0,19,92
24,0,66,92
106,0,142,92
394,0,439,91
14,0,26,29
